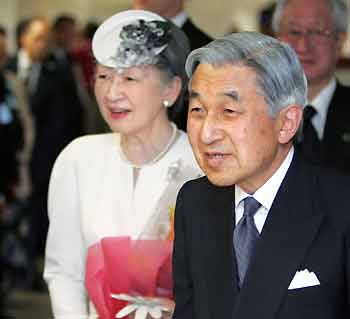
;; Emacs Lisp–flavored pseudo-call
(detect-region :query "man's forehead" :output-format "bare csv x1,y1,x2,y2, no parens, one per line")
190,63,256,87
283,0,333,22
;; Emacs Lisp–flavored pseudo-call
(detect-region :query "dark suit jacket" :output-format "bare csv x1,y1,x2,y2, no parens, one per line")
0,72,24,201
7,54,84,190
173,153,350,319
182,18,213,51
6,53,85,256
321,82,350,172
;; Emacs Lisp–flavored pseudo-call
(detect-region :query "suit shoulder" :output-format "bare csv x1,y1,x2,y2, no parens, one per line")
317,167,350,195
335,81,350,93
331,82,350,109
314,166,350,223
183,19,212,39
182,19,213,49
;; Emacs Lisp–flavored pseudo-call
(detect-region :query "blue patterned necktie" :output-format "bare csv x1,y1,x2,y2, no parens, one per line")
234,196,261,288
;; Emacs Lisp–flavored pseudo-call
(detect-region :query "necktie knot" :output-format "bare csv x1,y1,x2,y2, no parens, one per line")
303,105,317,122
243,197,261,218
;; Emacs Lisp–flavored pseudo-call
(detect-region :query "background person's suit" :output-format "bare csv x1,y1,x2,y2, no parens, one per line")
181,18,212,51
7,54,84,194
6,54,84,287
320,82,350,172
173,153,350,319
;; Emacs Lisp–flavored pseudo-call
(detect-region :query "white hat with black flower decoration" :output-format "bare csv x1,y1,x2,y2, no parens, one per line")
92,10,172,70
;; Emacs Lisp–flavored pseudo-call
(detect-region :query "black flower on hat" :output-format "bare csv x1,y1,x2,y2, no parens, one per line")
114,19,171,69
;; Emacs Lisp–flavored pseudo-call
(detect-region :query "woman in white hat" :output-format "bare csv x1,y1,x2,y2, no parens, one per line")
43,10,202,319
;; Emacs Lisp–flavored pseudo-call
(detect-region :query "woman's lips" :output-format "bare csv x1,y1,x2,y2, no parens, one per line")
109,108,131,120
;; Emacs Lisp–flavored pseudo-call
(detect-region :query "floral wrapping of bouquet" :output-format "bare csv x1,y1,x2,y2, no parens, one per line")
85,234,174,319
85,160,196,319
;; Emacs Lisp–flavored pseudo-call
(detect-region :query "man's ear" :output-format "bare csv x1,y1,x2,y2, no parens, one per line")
277,104,303,144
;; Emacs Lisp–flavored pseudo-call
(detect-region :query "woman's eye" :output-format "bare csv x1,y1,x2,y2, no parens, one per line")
97,74,108,80
123,73,139,81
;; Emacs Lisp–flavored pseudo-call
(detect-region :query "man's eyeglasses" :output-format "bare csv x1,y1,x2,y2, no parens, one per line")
280,27,337,43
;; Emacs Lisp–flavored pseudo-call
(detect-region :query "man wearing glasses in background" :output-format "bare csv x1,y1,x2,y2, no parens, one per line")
272,0,350,172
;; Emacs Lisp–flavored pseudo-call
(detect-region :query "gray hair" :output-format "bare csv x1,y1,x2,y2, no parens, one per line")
272,0,348,34
185,31,307,117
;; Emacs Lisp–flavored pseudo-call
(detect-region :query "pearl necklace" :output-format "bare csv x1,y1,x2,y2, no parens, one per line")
120,123,178,168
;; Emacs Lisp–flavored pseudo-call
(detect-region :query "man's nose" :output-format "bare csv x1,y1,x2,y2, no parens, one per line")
200,114,225,144
294,33,311,54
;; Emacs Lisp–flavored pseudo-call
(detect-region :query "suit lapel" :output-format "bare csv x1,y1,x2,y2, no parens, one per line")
233,155,325,318
323,82,346,143
201,182,238,318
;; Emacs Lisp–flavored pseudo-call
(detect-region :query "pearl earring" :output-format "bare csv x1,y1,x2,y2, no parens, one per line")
163,100,171,108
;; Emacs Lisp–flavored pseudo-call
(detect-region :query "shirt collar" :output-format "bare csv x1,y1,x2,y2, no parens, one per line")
18,49,33,79
309,78,336,139
18,49,31,68
235,147,294,210
170,11,188,28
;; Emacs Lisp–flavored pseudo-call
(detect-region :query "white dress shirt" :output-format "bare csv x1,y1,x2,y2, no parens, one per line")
235,147,294,233
308,78,336,140
17,49,41,94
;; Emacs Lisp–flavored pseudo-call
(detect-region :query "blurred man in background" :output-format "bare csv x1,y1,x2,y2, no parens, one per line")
273,0,350,172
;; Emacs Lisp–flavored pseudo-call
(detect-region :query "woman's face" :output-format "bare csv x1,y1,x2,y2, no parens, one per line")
94,64,177,136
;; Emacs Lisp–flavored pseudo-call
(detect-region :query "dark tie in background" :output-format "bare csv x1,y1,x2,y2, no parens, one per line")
298,105,321,163
234,196,261,288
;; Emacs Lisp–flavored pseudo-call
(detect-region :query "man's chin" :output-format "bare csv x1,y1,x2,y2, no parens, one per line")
206,174,235,187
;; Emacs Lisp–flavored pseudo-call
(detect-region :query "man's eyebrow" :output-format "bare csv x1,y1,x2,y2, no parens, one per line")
188,90,199,99
188,90,239,101
223,90,239,101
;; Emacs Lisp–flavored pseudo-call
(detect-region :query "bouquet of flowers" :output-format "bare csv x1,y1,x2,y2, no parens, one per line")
85,236,173,319
85,160,198,319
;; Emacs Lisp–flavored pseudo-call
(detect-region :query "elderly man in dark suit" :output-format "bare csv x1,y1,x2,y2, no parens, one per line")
272,0,350,171
172,31,350,319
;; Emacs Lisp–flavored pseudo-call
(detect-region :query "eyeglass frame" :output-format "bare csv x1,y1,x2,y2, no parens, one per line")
279,25,339,43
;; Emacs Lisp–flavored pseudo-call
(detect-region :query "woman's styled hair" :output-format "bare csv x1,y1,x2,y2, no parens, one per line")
185,31,307,117
156,20,190,120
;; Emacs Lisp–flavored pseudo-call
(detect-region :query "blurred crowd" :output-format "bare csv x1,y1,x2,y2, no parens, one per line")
0,14,107,300
0,3,216,304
